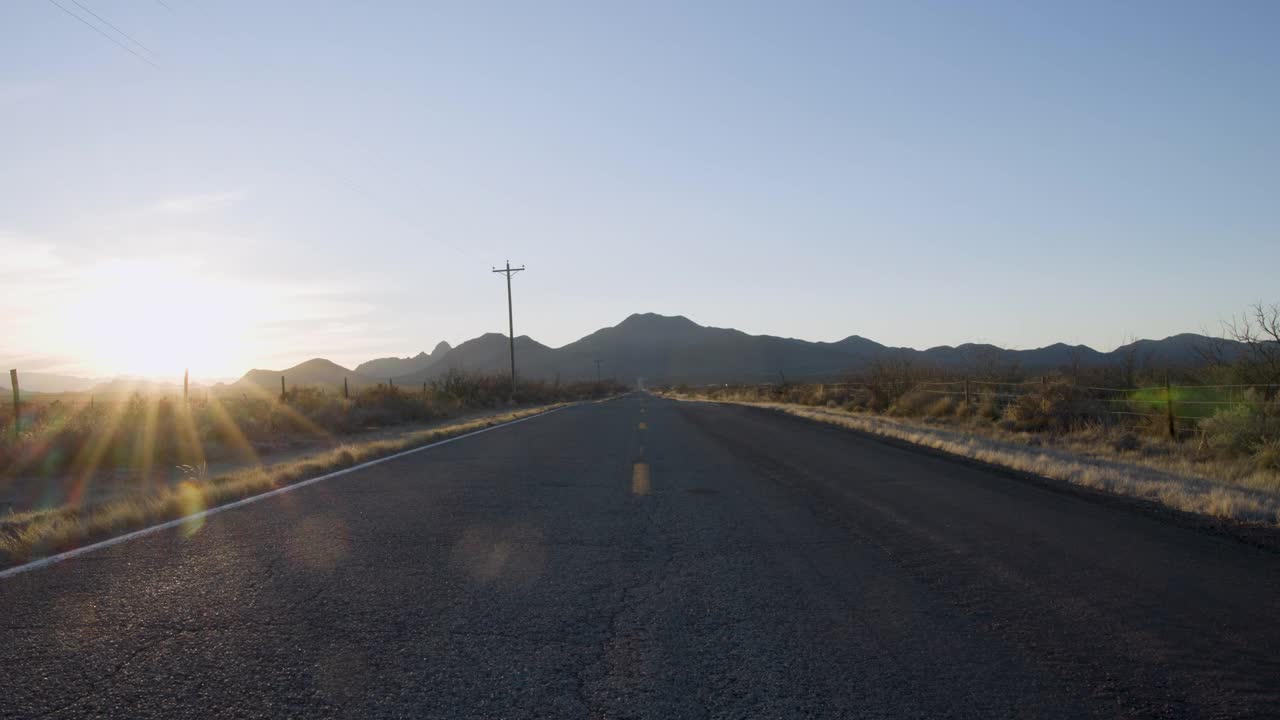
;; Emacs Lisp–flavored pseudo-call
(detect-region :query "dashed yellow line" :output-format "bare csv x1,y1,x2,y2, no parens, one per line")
631,462,650,496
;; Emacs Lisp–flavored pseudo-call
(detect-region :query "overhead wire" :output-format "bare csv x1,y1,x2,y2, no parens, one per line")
44,0,485,266
68,0,155,56
44,0,160,68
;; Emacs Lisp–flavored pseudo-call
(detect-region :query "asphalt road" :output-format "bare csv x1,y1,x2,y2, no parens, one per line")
3,393,1279,718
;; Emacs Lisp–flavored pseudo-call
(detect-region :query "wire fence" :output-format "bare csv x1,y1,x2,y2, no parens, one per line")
916,380,1279,423
686,378,1280,429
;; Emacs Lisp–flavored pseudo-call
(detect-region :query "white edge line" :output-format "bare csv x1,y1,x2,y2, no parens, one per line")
0,404,574,581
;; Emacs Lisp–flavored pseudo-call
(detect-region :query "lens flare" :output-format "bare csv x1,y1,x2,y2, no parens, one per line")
175,480,206,537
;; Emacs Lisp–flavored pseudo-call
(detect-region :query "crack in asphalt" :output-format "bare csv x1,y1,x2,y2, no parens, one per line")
33,635,176,719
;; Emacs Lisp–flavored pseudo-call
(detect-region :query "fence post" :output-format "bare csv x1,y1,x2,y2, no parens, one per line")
280,376,286,401
964,379,971,406
1165,374,1176,440
9,369,19,439
343,377,349,399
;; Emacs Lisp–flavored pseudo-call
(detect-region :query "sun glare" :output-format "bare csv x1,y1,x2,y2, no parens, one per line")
69,257,251,379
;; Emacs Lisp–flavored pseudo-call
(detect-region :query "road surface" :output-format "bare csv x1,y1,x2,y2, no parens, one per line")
3,393,1279,718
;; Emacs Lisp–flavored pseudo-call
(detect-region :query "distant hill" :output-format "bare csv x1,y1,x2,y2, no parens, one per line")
381,313,1249,385
236,358,372,393
1,372,98,394
6,314,1254,396
394,334,556,382
88,378,186,396
355,341,452,380
550,313,856,384
217,313,1251,389
1110,333,1228,368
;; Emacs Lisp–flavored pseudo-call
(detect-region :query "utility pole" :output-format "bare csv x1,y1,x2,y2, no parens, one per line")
594,358,603,383
492,261,525,395
9,369,19,440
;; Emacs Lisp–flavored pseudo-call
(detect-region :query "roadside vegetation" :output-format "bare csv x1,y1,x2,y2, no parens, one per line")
663,303,1280,525
0,373,626,565
0,373,624,479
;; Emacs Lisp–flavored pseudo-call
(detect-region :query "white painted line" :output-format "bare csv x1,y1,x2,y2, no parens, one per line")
0,404,573,581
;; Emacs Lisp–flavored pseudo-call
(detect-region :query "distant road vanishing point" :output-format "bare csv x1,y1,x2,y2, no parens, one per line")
3,394,1279,718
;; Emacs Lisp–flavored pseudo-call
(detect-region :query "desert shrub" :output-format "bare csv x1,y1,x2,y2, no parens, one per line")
1200,405,1275,456
925,397,958,417
1002,385,1107,433
975,396,1002,421
889,389,938,417
1253,438,1280,472
1110,432,1141,452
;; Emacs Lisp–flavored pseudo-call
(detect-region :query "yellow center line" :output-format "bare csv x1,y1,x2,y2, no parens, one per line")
631,462,650,496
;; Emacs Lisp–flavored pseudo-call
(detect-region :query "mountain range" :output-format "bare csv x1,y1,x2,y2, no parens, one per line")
229,313,1246,391
4,313,1246,394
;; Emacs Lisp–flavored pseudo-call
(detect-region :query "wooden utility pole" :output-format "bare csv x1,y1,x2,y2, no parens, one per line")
595,358,603,383
1165,374,1176,440
9,369,19,440
343,377,349,399
183,368,189,404
491,261,525,395
280,376,286,401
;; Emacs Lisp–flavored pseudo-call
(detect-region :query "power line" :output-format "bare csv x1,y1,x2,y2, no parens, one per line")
68,0,155,56
151,3,487,265
44,0,160,68
50,0,475,268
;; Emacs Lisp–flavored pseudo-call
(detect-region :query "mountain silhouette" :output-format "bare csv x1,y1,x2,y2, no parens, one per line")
394,334,555,383
385,313,1246,385
354,341,452,380
218,313,1251,389
237,358,371,393
15,316,1248,396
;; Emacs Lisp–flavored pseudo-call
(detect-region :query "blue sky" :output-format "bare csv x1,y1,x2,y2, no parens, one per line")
3,1,1277,378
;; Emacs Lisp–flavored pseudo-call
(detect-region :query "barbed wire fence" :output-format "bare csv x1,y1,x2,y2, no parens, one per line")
681,377,1280,439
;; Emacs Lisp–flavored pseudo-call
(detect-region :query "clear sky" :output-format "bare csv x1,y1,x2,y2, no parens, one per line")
3,1,1277,380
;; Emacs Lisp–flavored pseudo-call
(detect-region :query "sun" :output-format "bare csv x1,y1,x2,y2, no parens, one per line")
68,257,252,379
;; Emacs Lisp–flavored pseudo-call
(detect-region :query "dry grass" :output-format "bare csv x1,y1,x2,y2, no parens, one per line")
1,376,625,478
671,396,1280,526
0,404,563,566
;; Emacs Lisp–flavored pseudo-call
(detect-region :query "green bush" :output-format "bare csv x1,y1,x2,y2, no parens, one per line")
1200,405,1276,456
